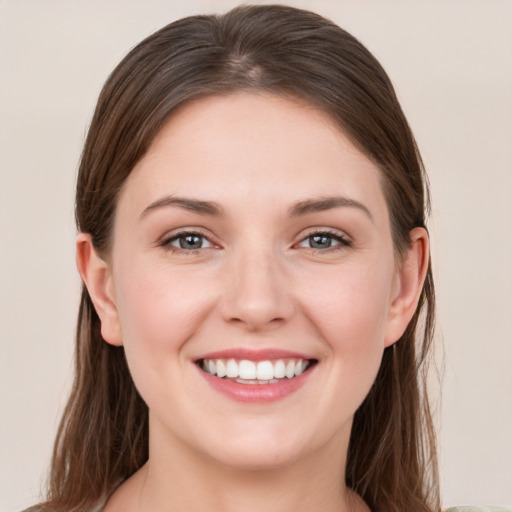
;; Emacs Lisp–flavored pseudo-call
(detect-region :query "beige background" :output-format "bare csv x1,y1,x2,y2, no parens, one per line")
1,1,511,511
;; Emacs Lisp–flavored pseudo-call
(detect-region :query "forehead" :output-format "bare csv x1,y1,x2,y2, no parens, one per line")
117,92,388,222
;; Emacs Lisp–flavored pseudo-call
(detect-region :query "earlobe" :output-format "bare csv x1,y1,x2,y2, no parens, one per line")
76,233,123,346
384,227,430,347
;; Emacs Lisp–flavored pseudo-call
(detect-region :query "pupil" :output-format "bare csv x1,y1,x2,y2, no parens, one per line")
180,234,202,249
311,235,331,249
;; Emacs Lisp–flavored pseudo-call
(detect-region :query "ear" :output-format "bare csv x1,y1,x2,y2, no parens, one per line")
384,227,430,347
76,233,123,346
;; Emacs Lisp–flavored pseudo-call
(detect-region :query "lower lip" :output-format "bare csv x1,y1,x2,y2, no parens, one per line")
197,365,314,403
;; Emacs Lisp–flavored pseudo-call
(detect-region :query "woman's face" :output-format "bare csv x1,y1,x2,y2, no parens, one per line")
94,93,421,470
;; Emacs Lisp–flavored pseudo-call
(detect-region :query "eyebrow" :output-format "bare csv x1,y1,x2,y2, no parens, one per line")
288,196,373,221
140,194,372,221
140,196,224,219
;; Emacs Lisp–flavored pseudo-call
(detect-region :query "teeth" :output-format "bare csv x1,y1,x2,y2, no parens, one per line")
216,359,227,378
285,360,295,379
201,358,311,381
256,361,274,380
294,359,308,376
239,360,257,380
274,360,286,378
226,359,239,378
235,378,280,384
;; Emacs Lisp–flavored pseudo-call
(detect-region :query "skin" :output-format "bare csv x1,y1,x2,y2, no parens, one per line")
77,92,429,512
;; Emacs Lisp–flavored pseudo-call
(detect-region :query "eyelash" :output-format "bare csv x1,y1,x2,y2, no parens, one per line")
297,230,351,253
160,229,351,254
161,230,215,254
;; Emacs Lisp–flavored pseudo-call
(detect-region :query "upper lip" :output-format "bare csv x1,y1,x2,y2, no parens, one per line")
195,348,315,362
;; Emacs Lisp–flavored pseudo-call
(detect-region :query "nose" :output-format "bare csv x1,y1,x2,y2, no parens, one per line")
220,248,294,331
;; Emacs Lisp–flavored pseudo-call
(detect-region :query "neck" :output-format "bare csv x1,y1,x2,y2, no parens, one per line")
133,426,367,512
103,416,370,512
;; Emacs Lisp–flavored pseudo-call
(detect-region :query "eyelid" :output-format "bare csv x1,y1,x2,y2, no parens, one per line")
157,227,351,253
294,228,352,251
159,228,220,252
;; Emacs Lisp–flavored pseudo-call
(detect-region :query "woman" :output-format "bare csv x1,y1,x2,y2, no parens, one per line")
27,4,445,512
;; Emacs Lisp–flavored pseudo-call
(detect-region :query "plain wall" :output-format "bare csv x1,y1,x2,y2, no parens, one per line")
1,1,511,511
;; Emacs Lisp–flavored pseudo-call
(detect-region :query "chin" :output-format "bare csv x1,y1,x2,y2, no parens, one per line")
193,415,336,472
203,438,307,471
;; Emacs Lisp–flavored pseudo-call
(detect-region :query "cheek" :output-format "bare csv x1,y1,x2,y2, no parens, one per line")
113,262,217,371
298,262,394,392
112,265,222,419
302,264,393,346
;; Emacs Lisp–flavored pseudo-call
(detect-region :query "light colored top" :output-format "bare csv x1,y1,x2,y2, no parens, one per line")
23,506,512,511
446,508,512,512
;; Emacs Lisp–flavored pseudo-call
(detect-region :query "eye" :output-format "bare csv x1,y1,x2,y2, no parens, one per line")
297,231,349,250
163,231,214,251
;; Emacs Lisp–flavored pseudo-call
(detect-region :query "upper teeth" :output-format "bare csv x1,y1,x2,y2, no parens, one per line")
202,358,309,380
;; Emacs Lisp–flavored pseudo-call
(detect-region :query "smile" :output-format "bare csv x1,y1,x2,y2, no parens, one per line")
195,351,317,403
200,358,314,383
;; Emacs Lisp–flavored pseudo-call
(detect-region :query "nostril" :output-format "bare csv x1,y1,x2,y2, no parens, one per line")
227,315,286,331
219,269,294,329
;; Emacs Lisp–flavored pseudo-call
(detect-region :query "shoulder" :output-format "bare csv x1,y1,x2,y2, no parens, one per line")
21,500,106,512
446,507,512,512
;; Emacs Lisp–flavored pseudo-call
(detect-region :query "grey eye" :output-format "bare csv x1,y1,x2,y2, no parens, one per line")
308,234,335,249
168,232,213,250
297,231,347,250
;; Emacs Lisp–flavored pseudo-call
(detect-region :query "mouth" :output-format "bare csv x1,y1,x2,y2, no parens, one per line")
197,357,317,384
194,349,318,402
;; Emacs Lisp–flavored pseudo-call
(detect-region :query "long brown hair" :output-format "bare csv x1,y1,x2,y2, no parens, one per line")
42,5,439,512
